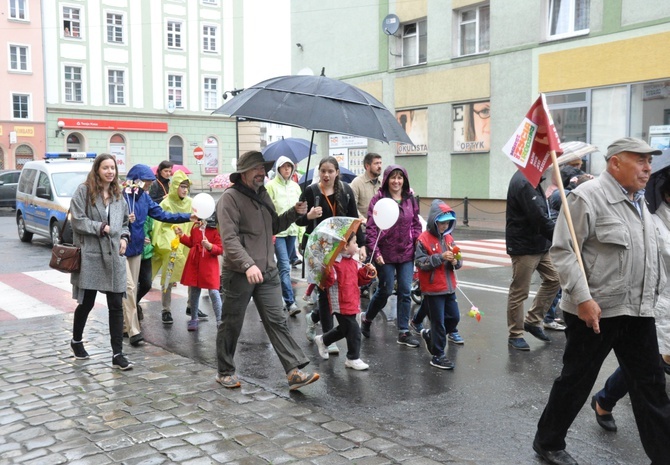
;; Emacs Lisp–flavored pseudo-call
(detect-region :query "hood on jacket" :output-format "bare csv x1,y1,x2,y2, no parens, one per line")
426,199,456,237
274,156,296,181
168,170,191,202
126,164,156,182
380,164,412,199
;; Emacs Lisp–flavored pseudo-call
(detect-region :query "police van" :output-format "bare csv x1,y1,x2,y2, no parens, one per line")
16,152,96,245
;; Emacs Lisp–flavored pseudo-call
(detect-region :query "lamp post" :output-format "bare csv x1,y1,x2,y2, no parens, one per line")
222,89,244,160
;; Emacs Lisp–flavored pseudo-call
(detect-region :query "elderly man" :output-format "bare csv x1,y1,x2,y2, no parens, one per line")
215,151,320,391
533,138,670,465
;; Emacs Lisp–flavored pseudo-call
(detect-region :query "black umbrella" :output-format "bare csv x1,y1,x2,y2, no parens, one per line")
645,148,670,213
261,137,316,165
213,73,412,189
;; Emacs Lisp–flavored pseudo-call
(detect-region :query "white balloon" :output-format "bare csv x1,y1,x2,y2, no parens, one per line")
372,197,400,230
192,193,216,219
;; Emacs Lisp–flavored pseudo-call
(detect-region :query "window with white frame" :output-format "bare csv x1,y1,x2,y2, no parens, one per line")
9,0,27,20
63,6,81,38
167,21,182,49
401,19,427,67
168,74,183,108
547,0,589,39
203,25,217,52
64,66,83,102
106,13,124,43
457,4,489,56
108,70,125,105
9,45,28,71
12,94,29,119
203,77,218,110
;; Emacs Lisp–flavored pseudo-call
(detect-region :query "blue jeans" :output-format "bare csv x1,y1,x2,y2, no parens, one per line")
274,236,296,306
425,293,460,357
595,367,628,412
544,289,562,323
365,261,413,332
188,287,222,323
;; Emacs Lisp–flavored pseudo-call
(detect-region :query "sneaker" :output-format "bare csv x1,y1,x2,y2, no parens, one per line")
524,323,551,342
187,308,208,320
421,329,434,356
543,320,566,331
327,343,340,355
187,319,198,331
430,355,455,370
216,373,241,389
305,312,317,342
508,337,531,351
287,303,301,317
162,312,173,325
129,333,144,347
361,318,371,338
448,331,465,345
345,358,369,370
287,369,320,391
302,293,315,305
291,258,303,268
314,335,329,359
112,353,134,370
410,320,424,334
70,341,90,360
397,332,420,348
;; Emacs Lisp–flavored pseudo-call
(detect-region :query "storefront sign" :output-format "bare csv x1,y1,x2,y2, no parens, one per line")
13,126,34,137
58,118,168,132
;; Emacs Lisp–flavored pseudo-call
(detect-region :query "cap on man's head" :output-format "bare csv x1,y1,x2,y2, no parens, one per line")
230,151,274,183
605,137,662,161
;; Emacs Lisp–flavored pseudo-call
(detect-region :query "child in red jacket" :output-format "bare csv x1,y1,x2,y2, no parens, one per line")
175,215,223,331
315,232,376,370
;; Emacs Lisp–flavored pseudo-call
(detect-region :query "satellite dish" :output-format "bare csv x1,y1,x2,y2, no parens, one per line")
382,14,400,35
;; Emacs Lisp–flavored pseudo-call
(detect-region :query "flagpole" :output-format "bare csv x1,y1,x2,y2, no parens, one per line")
549,150,586,278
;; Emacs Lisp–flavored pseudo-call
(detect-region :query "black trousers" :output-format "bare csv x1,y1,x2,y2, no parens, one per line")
535,313,670,463
73,289,124,355
322,313,361,360
136,258,153,304
310,287,334,333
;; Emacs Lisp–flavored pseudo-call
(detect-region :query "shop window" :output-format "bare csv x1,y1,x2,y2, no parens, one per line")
631,80,670,148
66,133,83,152
169,136,183,164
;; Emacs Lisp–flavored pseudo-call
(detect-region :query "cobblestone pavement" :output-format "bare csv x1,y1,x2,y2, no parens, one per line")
0,313,456,465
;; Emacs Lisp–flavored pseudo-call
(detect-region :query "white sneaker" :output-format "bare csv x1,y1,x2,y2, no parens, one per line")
287,303,301,317
345,358,369,370
327,343,340,354
314,335,329,359
543,320,566,331
305,311,316,342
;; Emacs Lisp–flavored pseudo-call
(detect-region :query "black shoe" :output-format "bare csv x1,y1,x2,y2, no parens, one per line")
137,304,144,321
185,306,191,316
421,329,434,356
361,319,371,338
129,333,144,347
197,310,208,321
112,353,134,371
591,396,617,432
397,332,420,348
70,341,90,360
532,439,578,465
162,312,173,324
524,323,551,342
123,332,129,338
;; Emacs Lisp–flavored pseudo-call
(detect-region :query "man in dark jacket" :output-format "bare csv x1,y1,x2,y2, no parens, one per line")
505,170,560,351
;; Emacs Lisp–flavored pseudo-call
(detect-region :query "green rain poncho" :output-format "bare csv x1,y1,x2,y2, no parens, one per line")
151,170,194,289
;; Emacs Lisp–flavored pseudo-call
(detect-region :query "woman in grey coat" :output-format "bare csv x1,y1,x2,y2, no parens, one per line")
69,154,132,370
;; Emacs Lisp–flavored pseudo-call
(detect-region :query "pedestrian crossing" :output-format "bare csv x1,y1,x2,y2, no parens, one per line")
456,239,510,269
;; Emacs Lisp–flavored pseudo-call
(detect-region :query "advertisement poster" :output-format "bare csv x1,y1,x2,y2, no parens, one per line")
328,134,367,149
329,148,348,168
453,101,491,153
328,134,368,174
396,108,428,155
204,137,219,175
110,144,126,174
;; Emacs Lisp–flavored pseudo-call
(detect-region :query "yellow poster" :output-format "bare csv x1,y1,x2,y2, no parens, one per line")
14,126,34,137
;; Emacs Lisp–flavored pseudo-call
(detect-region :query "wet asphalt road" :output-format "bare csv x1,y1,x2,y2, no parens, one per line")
0,209,656,464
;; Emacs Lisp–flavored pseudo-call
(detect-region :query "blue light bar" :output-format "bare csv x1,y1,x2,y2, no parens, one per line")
45,152,96,160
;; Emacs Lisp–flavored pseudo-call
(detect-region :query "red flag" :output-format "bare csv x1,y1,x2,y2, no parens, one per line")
502,94,562,187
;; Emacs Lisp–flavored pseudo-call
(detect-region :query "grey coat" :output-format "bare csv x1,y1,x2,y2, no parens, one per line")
69,183,129,301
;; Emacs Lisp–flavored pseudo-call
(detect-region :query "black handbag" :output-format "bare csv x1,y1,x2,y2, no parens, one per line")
49,210,81,273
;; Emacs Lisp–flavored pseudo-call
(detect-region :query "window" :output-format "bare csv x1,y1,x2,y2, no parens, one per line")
12,94,29,119
457,4,489,56
168,75,183,108
64,66,83,103
167,21,182,49
401,19,427,67
108,70,125,105
548,0,589,38
106,13,124,43
9,0,27,20
9,45,28,71
203,77,218,110
63,7,81,38
203,25,217,52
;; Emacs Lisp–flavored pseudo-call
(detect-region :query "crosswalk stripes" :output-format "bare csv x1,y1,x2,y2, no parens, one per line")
456,239,510,269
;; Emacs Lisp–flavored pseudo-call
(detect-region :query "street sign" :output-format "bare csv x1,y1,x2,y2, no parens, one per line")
193,146,204,160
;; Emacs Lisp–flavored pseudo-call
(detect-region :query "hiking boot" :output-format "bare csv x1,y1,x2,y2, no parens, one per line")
397,332,420,348
448,331,465,345
162,312,173,324
70,341,90,360
345,358,369,370
216,373,241,389
187,319,198,331
129,333,144,347
305,311,317,342
112,353,134,370
421,329,434,356
410,320,424,334
361,318,371,338
508,337,531,351
287,369,320,391
430,355,455,370
314,335,329,359
287,303,301,317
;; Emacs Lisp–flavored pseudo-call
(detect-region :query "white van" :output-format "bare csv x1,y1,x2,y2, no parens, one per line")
16,152,96,245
